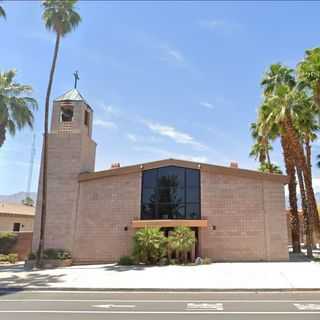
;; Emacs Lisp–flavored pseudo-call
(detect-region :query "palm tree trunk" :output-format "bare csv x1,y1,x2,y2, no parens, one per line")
305,138,320,241
266,149,272,172
283,117,314,258
281,135,300,253
36,32,61,267
0,122,6,148
296,166,313,257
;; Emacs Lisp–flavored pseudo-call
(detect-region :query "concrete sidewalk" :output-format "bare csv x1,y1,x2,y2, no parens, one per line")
1,261,320,291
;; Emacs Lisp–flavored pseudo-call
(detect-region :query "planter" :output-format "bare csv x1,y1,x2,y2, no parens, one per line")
24,259,72,270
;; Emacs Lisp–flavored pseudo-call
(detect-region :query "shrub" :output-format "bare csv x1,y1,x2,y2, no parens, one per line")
0,253,18,264
118,255,135,265
7,253,18,264
43,248,71,260
168,226,196,264
0,232,17,254
28,252,36,260
133,227,167,265
202,257,212,264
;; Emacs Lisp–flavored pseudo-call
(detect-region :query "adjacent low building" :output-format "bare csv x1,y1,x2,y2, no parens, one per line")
0,202,35,232
32,88,289,263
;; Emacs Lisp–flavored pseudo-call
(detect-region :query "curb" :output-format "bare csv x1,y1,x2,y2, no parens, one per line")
1,287,320,293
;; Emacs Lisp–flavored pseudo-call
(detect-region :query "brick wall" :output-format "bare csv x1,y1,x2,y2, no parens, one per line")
12,232,33,260
199,171,288,261
72,171,141,263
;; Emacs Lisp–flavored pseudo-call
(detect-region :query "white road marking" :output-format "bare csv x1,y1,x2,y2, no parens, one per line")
1,299,320,303
186,303,224,311
294,303,320,310
92,304,136,308
0,310,320,314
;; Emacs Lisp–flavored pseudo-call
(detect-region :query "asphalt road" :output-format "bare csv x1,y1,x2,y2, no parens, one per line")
0,290,320,319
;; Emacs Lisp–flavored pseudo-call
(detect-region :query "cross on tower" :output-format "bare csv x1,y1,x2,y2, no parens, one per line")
73,71,80,89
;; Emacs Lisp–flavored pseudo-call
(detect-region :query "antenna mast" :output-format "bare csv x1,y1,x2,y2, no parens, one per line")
26,134,36,198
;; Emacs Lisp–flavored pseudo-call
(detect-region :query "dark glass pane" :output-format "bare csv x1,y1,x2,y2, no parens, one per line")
186,188,200,203
158,187,184,203
143,170,157,188
172,204,185,219
158,203,172,219
186,169,200,187
141,166,201,220
141,202,156,219
186,203,200,219
158,166,185,187
142,187,157,204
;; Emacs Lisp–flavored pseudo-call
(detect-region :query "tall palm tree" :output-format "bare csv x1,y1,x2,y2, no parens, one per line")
0,70,37,148
0,1,6,19
295,100,320,241
258,64,302,253
250,123,273,167
262,84,316,257
37,0,81,267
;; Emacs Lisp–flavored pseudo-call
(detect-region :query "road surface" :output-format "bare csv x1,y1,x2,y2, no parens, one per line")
0,290,320,319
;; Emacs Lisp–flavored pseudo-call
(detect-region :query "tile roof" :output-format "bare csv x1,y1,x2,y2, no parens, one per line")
0,203,35,216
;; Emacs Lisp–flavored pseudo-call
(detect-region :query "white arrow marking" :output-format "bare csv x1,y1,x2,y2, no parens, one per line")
294,303,320,311
93,304,136,309
186,303,224,311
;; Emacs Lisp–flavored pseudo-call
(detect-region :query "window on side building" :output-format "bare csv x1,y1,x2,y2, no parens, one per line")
13,222,21,232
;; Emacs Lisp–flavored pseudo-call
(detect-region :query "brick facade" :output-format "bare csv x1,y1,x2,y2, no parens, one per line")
12,232,33,260
72,172,141,263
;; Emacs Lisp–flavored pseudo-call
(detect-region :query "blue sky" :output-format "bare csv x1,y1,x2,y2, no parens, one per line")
1,1,320,195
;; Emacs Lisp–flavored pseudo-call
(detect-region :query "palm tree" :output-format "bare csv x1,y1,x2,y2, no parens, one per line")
261,82,316,256
0,1,6,19
37,0,81,267
258,64,302,253
0,70,37,148
250,123,272,165
297,48,320,108
258,162,282,174
295,100,320,241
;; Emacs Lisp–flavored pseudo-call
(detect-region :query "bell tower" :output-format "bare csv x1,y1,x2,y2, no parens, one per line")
33,89,96,253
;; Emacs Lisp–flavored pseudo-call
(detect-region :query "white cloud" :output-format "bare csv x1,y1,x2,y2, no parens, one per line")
104,104,118,114
160,45,185,65
198,19,242,34
127,134,138,143
143,120,207,150
200,101,214,110
93,119,117,129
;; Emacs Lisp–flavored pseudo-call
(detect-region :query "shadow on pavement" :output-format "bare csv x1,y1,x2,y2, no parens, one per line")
103,264,148,272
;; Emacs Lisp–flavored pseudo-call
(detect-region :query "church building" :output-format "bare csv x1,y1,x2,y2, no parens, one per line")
32,89,289,263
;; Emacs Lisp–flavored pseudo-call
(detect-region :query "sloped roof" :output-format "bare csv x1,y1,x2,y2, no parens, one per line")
55,89,86,102
0,203,35,217
54,89,92,110
79,158,288,184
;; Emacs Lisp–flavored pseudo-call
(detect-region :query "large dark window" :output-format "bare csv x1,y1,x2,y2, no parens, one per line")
141,166,200,220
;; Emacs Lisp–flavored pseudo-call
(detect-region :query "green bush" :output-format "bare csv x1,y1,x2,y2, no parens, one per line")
0,253,18,264
168,226,196,264
43,249,72,260
118,255,135,265
133,227,167,265
0,232,17,254
28,252,36,260
202,257,212,264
